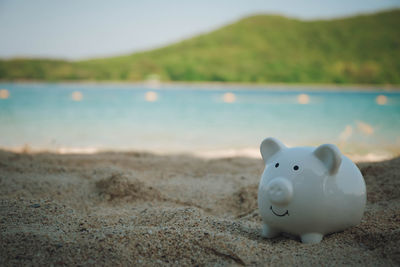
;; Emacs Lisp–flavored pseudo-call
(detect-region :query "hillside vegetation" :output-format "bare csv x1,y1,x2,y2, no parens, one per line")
1,9,399,84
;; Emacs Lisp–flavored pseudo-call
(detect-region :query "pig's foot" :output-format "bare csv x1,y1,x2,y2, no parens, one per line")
261,224,280,238
300,233,323,244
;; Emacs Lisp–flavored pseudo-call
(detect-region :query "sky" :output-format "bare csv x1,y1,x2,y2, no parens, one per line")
0,0,399,60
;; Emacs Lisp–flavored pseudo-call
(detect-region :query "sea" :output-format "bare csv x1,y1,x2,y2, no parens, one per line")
0,82,399,161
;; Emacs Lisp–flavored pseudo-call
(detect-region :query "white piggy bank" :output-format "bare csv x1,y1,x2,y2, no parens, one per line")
258,137,366,244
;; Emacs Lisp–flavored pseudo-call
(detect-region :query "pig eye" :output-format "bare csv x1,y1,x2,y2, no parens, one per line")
275,163,279,168
293,165,299,171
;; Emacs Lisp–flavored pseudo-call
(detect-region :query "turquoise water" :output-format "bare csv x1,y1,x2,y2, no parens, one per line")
0,83,399,158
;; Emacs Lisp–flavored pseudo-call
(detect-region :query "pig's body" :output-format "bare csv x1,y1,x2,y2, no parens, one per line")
258,138,366,244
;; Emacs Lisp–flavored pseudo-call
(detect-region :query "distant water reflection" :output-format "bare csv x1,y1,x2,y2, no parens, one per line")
0,83,399,161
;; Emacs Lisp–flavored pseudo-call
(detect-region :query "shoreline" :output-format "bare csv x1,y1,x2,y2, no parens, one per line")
1,145,398,163
1,80,400,91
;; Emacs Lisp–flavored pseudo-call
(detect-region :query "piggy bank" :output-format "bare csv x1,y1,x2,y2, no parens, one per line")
258,137,366,244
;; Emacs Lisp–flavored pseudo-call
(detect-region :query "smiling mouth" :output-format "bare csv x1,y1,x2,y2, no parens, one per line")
270,206,289,217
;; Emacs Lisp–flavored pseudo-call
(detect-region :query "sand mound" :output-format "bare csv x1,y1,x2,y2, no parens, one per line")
96,172,162,202
219,185,258,217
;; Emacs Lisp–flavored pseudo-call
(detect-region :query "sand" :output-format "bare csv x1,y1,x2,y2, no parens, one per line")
0,150,399,266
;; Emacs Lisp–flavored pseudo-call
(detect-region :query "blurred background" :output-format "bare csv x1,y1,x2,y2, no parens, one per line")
0,0,399,160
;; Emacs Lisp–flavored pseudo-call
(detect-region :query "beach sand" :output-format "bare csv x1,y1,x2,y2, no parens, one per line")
0,150,399,266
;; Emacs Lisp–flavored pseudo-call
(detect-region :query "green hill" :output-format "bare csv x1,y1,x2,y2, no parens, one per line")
1,9,399,84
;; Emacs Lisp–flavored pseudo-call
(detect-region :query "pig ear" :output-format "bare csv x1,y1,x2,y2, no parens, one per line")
313,144,342,175
260,137,286,163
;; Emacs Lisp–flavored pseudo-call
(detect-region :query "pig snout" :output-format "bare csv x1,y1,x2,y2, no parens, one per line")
265,177,293,206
